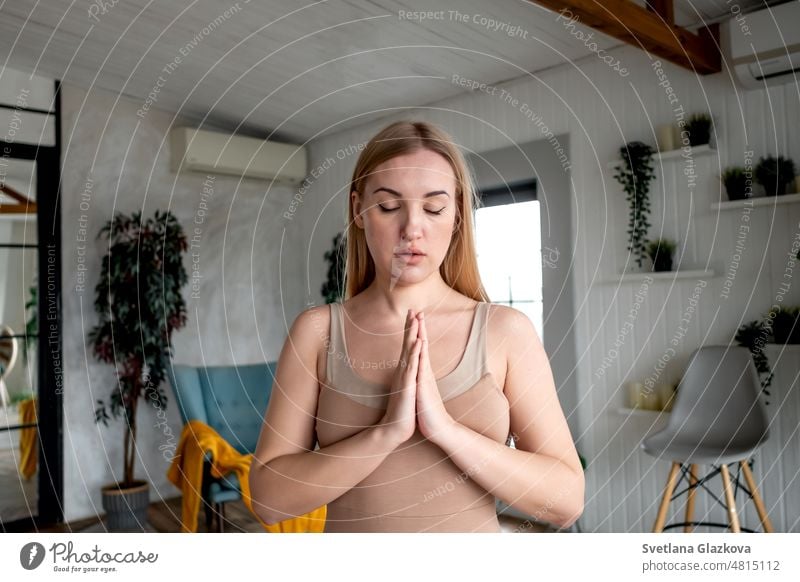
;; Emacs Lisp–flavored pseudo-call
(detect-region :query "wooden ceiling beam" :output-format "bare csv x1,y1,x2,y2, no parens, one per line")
646,0,674,26
529,0,721,74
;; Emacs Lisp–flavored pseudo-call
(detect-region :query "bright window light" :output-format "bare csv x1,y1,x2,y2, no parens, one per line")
475,200,543,338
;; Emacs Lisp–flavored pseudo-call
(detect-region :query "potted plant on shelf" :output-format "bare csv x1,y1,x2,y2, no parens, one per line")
645,238,676,272
720,167,751,201
767,305,800,344
613,141,656,269
685,113,713,147
755,155,796,196
89,210,188,531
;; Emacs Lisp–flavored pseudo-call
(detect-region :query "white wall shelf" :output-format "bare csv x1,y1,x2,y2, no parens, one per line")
0,213,36,223
711,191,800,211
605,269,715,283
607,144,716,169
614,407,671,418
763,343,800,354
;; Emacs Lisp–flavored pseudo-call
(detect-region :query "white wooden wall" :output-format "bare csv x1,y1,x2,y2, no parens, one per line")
301,43,800,532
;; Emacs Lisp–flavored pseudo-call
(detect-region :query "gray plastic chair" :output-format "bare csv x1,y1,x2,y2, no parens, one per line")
641,346,773,533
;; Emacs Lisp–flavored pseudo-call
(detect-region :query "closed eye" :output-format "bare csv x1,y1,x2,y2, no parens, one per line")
378,204,445,215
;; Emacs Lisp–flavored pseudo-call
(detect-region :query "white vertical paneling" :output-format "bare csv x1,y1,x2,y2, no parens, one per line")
785,84,800,166
789,359,800,530
768,85,787,155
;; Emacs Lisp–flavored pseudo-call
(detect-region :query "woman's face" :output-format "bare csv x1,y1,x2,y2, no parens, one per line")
352,148,458,287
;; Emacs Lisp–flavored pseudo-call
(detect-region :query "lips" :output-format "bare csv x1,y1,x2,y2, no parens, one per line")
395,248,426,256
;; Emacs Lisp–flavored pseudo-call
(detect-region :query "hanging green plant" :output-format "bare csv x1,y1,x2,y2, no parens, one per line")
321,231,346,304
613,141,656,268
735,320,773,406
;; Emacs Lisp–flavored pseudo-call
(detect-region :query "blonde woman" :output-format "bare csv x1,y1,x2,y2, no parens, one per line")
250,121,584,532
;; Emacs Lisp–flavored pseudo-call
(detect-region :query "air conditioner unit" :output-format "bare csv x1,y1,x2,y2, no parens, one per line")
170,127,307,185
722,1,800,90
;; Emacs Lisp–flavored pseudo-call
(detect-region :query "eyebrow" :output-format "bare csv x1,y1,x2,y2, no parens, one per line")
372,187,450,198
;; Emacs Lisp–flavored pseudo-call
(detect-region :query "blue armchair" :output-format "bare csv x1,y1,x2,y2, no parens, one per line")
168,361,276,532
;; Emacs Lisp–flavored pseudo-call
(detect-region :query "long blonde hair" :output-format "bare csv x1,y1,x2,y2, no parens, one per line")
344,120,488,302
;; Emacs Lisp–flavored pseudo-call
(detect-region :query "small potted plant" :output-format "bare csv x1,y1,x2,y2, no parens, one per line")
720,167,751,201
645,238,676,272
685,113,713,147
90,210,188,531
755,155,796,196
766,305,800,344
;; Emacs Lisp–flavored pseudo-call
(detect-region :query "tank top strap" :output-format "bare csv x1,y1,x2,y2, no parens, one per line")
326,302,389,408
437,301,491,400
455,301,491,376
325,302,340,386
327,302,351,388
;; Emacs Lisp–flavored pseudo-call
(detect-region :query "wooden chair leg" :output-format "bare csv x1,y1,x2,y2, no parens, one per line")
740,460,774,533
720,464,741,533
653,462,681,532
684,464,698,533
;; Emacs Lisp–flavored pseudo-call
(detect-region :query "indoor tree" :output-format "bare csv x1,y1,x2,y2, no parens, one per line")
89,210,188,487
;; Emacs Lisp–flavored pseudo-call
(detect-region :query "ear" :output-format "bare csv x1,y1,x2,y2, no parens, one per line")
351,190,364,229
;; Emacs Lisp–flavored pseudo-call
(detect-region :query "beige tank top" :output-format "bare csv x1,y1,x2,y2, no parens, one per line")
316,301,511,532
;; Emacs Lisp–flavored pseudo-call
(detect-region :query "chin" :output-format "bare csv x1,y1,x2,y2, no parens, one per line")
389,268,427,283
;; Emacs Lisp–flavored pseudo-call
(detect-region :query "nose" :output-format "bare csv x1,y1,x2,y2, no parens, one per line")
400,205,424,241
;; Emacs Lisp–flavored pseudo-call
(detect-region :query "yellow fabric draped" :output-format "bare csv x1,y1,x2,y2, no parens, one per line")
18,397,37,480
167,420,326,533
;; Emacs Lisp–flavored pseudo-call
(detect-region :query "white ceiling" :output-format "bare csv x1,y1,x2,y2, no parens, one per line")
0,0,768,143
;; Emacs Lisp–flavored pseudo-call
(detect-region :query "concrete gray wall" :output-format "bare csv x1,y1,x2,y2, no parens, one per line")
59,81,300,522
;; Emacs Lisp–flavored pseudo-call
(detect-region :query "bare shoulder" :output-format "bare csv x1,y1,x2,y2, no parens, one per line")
291,304,330,344
485,303,536,342
485,303,542,385
290,304,331,381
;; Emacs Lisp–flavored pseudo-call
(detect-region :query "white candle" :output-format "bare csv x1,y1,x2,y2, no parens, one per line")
656,123,675,152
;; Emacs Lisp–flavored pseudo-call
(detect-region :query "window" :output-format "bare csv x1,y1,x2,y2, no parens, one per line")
475,181,543,338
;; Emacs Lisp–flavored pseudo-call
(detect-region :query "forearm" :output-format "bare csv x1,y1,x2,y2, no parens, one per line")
249,425,401,524
431,422,584,529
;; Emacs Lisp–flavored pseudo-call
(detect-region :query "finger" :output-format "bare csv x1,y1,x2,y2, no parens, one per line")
417,312,427,343
400,310,418,364
418,337,428,381
408,338,422,377
404,317,418,361
404,339,418,380
417,315,428,377
418,315,430,371
407,310,418,341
